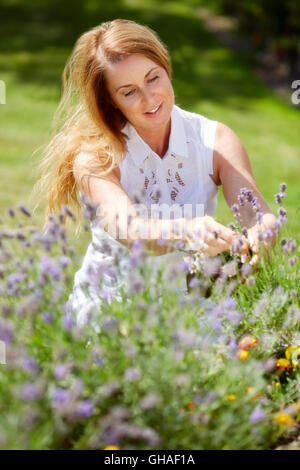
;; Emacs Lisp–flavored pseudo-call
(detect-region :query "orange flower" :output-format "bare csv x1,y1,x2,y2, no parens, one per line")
183,401,196,414
276,358,292,371
187,401,195,411
238,350,250,361
225,394,236,401
293,402,300,413
103,446,120,450
238,336,258,351
273,413,295,427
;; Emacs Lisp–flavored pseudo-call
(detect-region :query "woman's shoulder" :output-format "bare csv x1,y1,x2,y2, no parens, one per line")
73,151,121,185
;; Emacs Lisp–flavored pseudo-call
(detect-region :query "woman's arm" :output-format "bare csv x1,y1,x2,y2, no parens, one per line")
213,122,279,263
73,152,237,256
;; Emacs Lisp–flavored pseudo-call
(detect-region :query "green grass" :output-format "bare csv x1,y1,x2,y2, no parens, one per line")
0,0,299,257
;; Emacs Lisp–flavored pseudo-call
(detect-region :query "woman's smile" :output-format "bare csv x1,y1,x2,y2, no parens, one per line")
144,102,163,117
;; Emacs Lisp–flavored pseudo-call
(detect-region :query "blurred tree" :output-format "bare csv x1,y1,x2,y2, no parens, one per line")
207,0,300,80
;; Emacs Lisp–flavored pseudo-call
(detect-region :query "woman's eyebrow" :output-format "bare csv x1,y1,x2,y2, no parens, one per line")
115,66,159,92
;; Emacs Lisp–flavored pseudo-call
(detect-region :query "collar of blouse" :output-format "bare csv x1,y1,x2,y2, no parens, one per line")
121,104,190,167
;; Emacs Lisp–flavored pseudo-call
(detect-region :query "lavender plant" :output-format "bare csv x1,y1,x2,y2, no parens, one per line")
0,183,300,450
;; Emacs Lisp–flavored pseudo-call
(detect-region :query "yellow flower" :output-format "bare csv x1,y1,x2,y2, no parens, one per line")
285,345,300,367
238,350,250,361
273,413,295,427
103,446,121,450
225,394,236,401
276,358,292,371
238,336,258,351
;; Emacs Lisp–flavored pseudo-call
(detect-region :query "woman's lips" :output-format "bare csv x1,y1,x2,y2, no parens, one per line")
144,102,162,117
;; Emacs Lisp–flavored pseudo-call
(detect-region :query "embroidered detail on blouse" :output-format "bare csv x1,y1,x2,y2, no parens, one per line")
175,172,185,186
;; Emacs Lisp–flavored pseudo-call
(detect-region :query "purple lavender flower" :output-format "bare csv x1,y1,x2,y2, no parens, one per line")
242,227,248,238
240,188,253,202
264,229,273,240
289,256,297,267
59,256,71,268
140,393,162,411
288,238,297,253
188,276,199,288
7,208,15,218
62,314,75,331
228,223,237,231
275,193,282,204
100,316,119,333
249,407,264,423
63,206,76,221
124,367,141,381
231,204,240,215
222,297,237,310
280,182,287,193
227,310,242,325
19,383,41,401
131,279,145,293
42,312,53,324
21,356,39,375
54,364,71,380
251,197,261,211
95,357,105,367
52,387,71,406
76,399,94,418
7,286,19,297
278,207,286,217
180,259,190,273
0,319,14,344
27,280,35,290
193,394,203,405
7,272,27,285
17,205,32,217
255,211,263,223
237,195,245,206
40,254,53,272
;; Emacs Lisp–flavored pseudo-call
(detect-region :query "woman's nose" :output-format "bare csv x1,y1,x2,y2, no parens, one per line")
141,87,155,104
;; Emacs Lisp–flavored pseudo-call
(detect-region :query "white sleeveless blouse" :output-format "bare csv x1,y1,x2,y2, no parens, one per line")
67,104,219,328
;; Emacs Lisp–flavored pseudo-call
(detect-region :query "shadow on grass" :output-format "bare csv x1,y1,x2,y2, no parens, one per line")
0,0,268,109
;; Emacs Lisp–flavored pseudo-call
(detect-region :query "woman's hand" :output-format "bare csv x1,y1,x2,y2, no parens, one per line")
184,215,239,256
239,216,278,266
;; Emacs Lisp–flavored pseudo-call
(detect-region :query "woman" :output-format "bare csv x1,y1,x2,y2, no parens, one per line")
35,19,278,327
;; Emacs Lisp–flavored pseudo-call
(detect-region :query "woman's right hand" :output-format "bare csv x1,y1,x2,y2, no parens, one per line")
184,215,242,257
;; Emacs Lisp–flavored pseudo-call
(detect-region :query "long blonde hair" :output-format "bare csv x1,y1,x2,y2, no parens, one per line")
32,19,172,234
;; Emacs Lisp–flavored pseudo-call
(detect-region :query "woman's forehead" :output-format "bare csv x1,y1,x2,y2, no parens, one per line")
105,54,160,88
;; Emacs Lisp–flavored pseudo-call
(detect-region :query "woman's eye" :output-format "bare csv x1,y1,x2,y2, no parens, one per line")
148,75,159,83
124,89,136,97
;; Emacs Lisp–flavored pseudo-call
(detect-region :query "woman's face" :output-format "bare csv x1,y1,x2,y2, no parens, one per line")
104,53,174,135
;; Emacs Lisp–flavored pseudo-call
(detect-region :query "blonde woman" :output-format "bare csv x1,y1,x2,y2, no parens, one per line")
35,19,278,327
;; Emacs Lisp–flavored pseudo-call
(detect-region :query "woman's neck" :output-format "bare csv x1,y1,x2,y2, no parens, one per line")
136,119,171,159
